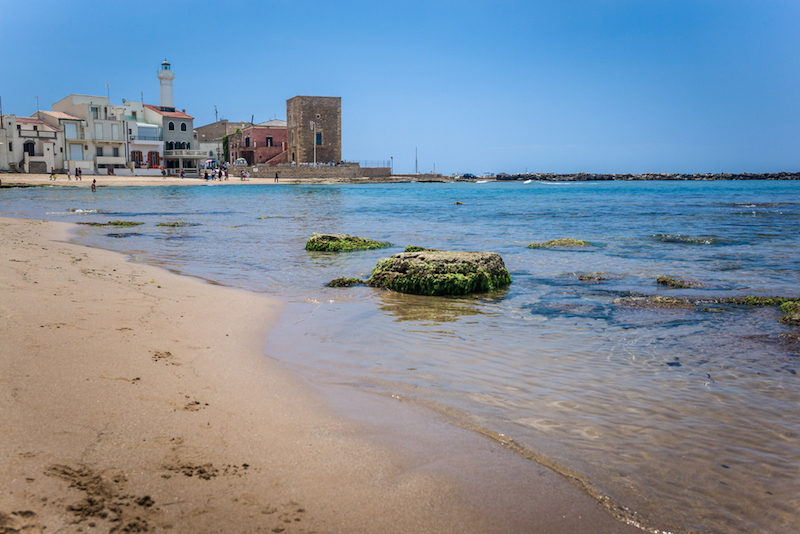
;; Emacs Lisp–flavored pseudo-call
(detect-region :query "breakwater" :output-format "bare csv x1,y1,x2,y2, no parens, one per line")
494,171,800,181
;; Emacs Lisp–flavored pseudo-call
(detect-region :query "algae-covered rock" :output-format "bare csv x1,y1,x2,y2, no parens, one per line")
305,233,391,252
613,295,695,310
77,220,144,227
326,277,365,288
404,245,437,253
367,250,512,296
656,276,703,289
529,238,590,249
778,301,800,325
157,221,201,227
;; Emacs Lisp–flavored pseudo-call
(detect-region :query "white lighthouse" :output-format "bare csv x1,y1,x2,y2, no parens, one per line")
157,59,175,108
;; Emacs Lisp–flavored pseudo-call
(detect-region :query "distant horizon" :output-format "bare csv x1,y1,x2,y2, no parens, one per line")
2,0,798,176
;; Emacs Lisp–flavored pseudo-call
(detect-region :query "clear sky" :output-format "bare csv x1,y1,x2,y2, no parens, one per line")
2,0,798,175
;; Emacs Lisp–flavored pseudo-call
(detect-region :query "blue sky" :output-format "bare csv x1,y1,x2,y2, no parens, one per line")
2,0,798,175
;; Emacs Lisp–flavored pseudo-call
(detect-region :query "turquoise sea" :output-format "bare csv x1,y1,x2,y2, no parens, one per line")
2,180,799,533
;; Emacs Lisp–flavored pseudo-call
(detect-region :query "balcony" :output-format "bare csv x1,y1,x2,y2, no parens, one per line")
96,156,126,165
129,135,163,141
164,149,206,158
18,130,57,139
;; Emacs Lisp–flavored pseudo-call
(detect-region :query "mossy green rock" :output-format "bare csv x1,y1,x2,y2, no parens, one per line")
404,245,437,253
614,295,695,310
326,277,365,288
656,276,703,289
305,233,391,252
77,220,144,227
779,301,800,325
367,250,512,296
529,238,589,249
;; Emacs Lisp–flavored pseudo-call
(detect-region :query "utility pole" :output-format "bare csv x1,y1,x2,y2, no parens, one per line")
214,105,218,122
415,147,418,174
35,96,39,119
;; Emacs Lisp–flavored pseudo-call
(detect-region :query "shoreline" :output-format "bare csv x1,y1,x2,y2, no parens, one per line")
2,171,799,188
0,216,643,533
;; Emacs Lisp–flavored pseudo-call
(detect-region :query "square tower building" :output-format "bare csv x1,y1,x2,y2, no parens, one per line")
287,96,341,164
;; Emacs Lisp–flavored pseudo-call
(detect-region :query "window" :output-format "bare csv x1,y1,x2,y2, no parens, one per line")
65,123,77,139
265,136,273,147
96,147,103,157
186,142,190,149
167,141,174,150
180,123,186,132
113,147,119,157
33,125,38,131
7,142,11,151
132,111,137,119
91,107,99,120
245,137,250,147
168,122,175,131
316,132,322,146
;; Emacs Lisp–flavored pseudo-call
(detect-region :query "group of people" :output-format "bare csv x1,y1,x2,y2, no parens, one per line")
204,168,228,181
48,167,83,181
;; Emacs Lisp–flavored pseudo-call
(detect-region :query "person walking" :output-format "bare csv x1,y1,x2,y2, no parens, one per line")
275,172,279,183
91,179,96,192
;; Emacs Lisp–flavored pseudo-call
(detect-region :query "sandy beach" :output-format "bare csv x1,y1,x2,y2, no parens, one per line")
0,173,273,188
0,215,643,533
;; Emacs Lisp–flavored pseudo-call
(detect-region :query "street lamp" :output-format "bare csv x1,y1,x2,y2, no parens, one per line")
310,121,316,166
390,156,393,175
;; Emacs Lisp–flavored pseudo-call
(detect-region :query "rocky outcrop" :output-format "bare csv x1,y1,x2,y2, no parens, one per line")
366,250,512,296
305,233,391,252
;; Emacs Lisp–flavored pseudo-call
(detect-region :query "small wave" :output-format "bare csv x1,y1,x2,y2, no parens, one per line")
70,208,101,213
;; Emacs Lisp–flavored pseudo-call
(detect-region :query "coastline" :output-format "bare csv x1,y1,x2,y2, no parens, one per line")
2,171,799,189
0,216,643,533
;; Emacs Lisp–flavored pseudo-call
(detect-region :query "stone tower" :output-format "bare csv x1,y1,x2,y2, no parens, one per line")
157,59,175,108
286,96,341,165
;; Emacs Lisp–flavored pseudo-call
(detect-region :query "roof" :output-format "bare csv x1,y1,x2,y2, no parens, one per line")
257,119,287,128
144,104,193,119
38,110,81,121
18,116,61,131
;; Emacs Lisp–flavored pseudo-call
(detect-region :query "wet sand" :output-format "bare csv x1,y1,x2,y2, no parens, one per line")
0,215,644,533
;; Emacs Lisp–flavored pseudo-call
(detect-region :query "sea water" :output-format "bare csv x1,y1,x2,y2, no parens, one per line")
2,180,799,533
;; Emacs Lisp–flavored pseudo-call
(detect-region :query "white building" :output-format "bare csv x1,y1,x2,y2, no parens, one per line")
11,116,64,173
51,95,126,174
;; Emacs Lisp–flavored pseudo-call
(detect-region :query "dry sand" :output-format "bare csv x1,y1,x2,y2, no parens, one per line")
1,173,269,188
0,215,644,533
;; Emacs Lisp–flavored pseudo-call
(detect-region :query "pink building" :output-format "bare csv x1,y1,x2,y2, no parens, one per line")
233,120,288,166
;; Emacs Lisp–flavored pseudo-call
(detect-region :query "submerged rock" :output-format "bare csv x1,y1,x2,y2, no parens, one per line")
367,250,512,296
305,233,391,252
77,220,144,227
529,238,590,249
656,276,704,288
157,221,201,227
614,295,695,310
326,277,365,288
404,245,437,253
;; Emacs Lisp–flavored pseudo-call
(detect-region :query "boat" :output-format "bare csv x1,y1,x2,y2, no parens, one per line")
524,180,532,184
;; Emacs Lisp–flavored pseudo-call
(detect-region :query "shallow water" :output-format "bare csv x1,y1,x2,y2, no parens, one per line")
3,180,799,533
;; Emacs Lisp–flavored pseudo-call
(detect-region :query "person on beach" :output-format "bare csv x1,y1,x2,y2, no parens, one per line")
49,168,57,180
275,172,279,183
204,171,208,181
76,168,82,181
91,179,96,192
180,169,185,179
224,169,229,180
67,169,71,181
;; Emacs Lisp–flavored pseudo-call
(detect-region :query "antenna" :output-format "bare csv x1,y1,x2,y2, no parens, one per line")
106,82,110,100
214,105,218,122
